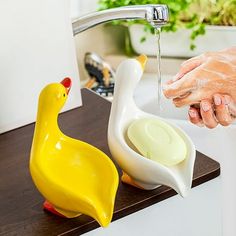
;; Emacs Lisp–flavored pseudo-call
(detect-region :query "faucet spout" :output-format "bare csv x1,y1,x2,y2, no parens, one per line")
72,5,169,35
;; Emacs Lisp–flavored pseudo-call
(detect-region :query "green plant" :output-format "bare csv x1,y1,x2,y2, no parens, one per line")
98,0,236,51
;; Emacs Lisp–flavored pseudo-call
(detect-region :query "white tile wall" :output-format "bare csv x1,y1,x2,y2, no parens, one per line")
0,0,81,133
70,0,98,19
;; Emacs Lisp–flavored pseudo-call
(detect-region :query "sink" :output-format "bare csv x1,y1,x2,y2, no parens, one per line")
134,73,188,120
135,73,236,236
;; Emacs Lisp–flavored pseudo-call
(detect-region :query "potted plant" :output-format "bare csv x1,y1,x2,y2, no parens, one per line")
98,0,236,57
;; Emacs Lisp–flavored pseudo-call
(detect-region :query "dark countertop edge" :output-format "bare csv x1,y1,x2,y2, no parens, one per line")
61,165,220,236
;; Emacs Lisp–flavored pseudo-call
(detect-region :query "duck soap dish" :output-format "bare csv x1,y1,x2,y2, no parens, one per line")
30,78,119,227
108,55,196,197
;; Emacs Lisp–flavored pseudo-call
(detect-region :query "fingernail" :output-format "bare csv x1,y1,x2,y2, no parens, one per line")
224,95,231,105
201,101,210,112
213,95,221,106
188,109,197,118
173,73,181,81
166,80,172,85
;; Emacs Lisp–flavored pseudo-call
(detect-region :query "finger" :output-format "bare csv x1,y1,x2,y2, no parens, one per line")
163,74,197,99
181,55,203,66
174,56,203,81
166,79,175,85
188,106,204,127
173,91,201,107
213,94,233,126
200,99,218,129
165,55,205,86
225,95,236,118
220,46,236,54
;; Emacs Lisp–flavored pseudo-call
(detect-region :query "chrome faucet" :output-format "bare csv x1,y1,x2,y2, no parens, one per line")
72,5,169,35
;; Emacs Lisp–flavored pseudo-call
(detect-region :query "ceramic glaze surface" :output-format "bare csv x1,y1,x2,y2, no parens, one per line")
127,118,187,166
30,78,119,227
108,55,196,197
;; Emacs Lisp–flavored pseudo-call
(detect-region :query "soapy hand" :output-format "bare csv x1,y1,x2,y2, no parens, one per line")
163,47,236,128
188,94,236,128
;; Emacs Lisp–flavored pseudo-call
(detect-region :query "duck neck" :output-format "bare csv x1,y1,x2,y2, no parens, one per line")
33,107,61,146
110,78,137,123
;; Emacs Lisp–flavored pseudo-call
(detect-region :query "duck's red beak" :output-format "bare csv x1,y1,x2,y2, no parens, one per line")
60,77,71,94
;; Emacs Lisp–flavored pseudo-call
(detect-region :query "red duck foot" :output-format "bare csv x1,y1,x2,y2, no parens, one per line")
43,200,66,218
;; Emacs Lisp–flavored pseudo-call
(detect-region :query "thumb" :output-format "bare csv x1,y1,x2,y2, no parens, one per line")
225,95,236,117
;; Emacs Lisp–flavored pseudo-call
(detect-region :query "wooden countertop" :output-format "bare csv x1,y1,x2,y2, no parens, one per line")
0,89,220,236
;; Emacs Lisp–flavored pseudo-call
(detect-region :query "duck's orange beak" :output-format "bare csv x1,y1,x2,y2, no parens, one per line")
61,77,71,94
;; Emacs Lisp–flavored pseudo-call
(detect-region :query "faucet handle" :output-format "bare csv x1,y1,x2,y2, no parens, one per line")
146,5,169,27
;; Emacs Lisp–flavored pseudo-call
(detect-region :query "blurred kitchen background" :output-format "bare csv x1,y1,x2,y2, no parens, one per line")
72,0,236,97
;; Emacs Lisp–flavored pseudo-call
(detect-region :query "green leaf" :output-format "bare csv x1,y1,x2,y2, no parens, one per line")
140,36,146,43
190,43,196,50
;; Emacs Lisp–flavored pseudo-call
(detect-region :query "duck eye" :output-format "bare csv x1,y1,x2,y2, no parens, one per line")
63,93,65,97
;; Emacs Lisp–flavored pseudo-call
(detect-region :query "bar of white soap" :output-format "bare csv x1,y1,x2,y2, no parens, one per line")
127,118,187,166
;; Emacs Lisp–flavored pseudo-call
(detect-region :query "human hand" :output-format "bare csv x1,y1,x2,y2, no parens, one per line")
163,47,236,128
188,94,236,128
163,47,236,107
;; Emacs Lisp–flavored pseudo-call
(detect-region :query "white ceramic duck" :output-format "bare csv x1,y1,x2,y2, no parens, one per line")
108,55,196,197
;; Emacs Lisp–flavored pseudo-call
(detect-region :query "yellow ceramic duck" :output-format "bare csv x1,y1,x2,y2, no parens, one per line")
30,78,119,227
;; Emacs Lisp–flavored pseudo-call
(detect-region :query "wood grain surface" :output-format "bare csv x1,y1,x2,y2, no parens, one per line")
0,89,220,236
